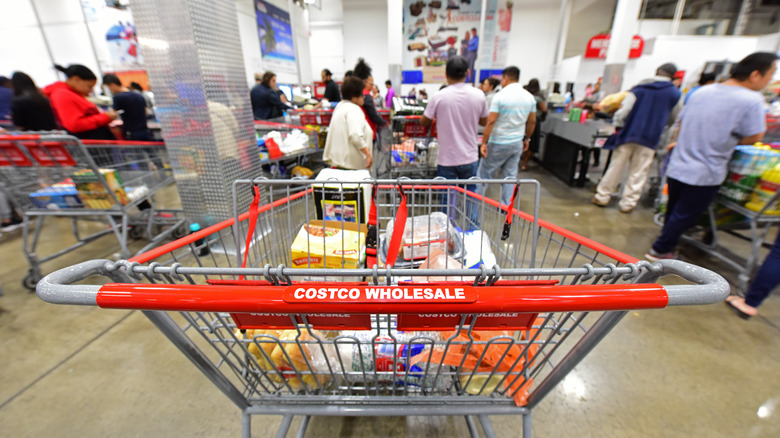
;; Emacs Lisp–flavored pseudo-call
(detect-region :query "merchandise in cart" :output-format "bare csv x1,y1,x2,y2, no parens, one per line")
254,121,321,178
37,178,728,438
382,115,439,178
669,144,780,290
0,133,185,289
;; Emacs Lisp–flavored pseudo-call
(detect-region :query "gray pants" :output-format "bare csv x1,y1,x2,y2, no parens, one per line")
477,141,522,207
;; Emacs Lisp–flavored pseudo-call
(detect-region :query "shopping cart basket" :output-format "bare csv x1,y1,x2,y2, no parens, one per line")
0,133,185,289
381,116,438,178
37,178,728,438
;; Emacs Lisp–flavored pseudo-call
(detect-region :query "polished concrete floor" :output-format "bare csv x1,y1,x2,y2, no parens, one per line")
1,166,779,438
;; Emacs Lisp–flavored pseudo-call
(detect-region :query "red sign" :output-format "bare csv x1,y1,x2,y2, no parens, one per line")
24,142,77,167
585,34,644,59
230,312,372,330
397,312,538,331
283,285,477,304
0,142,33,167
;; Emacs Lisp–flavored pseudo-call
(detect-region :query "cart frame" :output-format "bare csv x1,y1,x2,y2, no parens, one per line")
37,178,729,438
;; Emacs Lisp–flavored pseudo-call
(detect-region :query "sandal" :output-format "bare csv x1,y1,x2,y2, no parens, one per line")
724,297,757,319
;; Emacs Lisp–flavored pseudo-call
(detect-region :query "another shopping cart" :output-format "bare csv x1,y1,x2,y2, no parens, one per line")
37,178,728,438
381,116,439,178
0,133,185,289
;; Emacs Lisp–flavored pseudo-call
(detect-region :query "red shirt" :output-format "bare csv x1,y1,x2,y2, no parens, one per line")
43,81,111,134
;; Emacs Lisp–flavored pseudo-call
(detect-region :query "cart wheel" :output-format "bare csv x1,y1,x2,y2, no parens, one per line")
702,230,714,245
129,226,145,240
171,224,187,240
22,272,40,291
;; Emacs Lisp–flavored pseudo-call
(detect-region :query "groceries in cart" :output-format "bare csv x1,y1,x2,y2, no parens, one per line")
383,212,459,262
71,168,129,208
29,181,83,209
290,220,366,269
391,138,438,168
719,144,780,205
745,164,780,214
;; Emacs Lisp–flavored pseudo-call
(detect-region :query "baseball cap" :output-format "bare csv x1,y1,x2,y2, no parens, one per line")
658,63,678,77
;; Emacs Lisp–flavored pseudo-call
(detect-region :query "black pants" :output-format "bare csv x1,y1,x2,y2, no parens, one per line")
651,177,720,254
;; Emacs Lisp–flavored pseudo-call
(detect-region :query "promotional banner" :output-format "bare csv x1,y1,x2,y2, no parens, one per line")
402,0,513,83
81,0,143,73
255,0,298,77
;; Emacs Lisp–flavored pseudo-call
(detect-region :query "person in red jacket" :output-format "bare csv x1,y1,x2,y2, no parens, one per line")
44,64,117,139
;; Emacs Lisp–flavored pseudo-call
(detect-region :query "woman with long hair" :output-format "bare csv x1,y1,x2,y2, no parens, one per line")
522,78,548,170
10,72,57,131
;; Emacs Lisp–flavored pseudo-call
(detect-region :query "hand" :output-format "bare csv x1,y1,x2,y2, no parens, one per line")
106,109,119,120
666,141,676,152
522,139,530,152
480,143,488,158
365,154,373,168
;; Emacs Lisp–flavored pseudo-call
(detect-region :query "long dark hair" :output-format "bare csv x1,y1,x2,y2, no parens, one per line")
54,64,97,80
11,72,40,97
525,78,541,95
354,58,372,80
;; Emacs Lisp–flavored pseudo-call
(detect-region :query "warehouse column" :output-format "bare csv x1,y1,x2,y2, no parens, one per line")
132,0,261,225
601,0,642,95
387,0,403,94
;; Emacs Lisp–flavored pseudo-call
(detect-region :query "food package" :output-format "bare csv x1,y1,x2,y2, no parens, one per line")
290,220,366,269
70,168,128,209
241,329,335,392
745,165,780,215
391,140,417,166
28,182,83,209
410,328,539,406
386,212,456,261
418,247,464,282
333,330,448,389
462,230,497,269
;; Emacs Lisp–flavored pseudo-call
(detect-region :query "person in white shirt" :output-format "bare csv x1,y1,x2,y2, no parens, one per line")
323,77,373,170
477,66,537,207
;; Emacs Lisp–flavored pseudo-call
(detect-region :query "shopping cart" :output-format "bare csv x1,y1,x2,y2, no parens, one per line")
0,133,186,289
37,178,728,438
381,116,438,178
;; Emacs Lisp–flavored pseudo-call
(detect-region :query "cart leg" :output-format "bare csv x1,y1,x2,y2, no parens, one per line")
465,415,480,438
295,415,310,438
478,416,495,438
523,412,532,438
242,411,251,438
276,415,294,438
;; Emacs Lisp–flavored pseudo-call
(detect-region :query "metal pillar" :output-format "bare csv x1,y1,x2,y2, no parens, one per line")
734,0,754,36
670,0,686,36
131,0,261,225
601,0,643,95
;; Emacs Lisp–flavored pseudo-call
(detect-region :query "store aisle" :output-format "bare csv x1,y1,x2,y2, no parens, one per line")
0,169,779,437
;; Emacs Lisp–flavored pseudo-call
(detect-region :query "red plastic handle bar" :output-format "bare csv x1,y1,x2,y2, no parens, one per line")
80,140,165,146
96,283,668,313
0,134,42,141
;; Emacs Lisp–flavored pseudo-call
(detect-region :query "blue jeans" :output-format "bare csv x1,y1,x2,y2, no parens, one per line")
744,231,780,308
652,178,720,254
477,142,522,207
438,162,479,229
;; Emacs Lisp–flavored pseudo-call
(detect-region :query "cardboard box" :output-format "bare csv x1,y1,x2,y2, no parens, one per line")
29,183,83,209
290,220,366,270
70,168,129,209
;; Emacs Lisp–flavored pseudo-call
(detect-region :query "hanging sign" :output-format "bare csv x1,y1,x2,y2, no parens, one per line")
585,34,644,59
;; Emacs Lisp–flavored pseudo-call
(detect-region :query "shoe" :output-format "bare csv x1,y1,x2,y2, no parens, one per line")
592,196,608,207
724,297,757,319
644,248,676,262
619,206,634,213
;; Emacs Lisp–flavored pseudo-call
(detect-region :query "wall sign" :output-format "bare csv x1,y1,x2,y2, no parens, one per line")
585,34,644,59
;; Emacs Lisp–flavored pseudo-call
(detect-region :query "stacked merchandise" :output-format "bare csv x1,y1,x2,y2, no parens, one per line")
390,118,438,173
28,168,148,210
719,145,780,213
257,129,317,161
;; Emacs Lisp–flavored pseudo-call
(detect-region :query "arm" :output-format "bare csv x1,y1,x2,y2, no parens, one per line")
479,112,499,158
420,115,432,128
740,132,765,145
523,112,537,152
667,95,683,127
479,116,488,127
347,108,372,168
613,92,636,127
51,92,112,133
538,100,548,121
363,96,387,128
270,91,292,112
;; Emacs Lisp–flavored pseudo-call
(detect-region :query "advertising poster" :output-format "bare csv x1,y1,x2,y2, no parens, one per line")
402,0,513,83
255,0,298,77
81,0,143,73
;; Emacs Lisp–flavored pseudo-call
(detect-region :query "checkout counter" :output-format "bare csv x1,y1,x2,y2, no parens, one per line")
538,116,613,187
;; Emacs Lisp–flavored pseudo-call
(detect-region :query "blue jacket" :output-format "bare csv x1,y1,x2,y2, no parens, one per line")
250,83,290,120
613,81,680,150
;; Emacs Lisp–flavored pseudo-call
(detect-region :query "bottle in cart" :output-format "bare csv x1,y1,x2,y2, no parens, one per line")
415,140,428,167
427,140,438,167
189,223,210,256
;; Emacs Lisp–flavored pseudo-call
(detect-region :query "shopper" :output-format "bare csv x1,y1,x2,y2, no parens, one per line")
129,82,154,119
685,72,716,104
421,55,488,181
465,28,479,83
10,71,57,131
103,74,151,141
322,77,373,170
371,84,383,109
725,232,780,319
522,78,548,171
0,76,11,122
477,66,537,207
44,64,117,140
548,83,565,105
646,52,777,261
592,63,682,213
480,77,500,108
321,68,341,104
352,59,388,139
385,80,395,109
250,71,291,120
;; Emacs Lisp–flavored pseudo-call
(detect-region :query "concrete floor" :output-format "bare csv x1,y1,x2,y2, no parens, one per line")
1,166,779,438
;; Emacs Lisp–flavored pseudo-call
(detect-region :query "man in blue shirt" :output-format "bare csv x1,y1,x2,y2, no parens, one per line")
646,52,777,261
593,63,682,213
103,74,151,141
